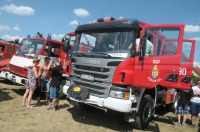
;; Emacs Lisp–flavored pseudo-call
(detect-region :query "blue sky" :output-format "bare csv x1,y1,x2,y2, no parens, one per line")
0,0,200,66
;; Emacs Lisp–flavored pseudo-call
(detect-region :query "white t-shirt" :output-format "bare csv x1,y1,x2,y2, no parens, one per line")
136,38,154,56
191,86,200,103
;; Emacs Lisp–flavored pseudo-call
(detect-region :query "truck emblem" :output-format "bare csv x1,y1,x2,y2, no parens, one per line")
152,65,158,78
81,59,100,65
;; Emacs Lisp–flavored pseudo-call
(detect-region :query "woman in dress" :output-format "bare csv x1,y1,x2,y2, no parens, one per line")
22,58,40,108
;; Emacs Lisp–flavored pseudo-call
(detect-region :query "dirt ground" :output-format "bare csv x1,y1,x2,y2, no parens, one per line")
0,78,199,132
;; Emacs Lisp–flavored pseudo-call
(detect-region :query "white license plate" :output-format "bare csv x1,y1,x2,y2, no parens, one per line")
80,74,94,81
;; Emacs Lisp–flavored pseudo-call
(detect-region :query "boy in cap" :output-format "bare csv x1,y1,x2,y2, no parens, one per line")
47,58,63,111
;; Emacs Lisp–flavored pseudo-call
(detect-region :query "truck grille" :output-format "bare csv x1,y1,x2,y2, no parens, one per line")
71,58,122,98
72,78,111,97
10,64,27,78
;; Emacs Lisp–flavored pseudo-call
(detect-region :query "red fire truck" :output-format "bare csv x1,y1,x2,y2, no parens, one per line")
63,17,196,129
0,39,19,79
7,32,75,85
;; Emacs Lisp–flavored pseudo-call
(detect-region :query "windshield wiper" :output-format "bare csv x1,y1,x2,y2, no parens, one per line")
93,52,112,58
74,52,112,58
76,52,86,57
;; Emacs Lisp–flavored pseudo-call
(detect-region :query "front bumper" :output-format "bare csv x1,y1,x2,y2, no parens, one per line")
7,72,27,85
63,85,132,113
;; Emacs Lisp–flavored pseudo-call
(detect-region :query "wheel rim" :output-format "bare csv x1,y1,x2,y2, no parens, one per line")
143,103,151,122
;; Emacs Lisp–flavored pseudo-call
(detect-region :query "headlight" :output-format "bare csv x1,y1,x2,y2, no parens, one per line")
109,90,130,100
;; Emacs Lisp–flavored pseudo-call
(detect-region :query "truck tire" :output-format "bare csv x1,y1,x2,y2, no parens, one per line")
131,95,153,130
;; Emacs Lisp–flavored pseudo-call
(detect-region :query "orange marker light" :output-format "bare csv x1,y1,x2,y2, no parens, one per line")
124,92,130,100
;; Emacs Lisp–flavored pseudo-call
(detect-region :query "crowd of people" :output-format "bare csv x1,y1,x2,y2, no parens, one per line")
175,81,200,127
21,56,63,111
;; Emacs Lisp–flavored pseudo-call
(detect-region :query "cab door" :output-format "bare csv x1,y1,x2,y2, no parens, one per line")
178,39,195,90
132,24,185,89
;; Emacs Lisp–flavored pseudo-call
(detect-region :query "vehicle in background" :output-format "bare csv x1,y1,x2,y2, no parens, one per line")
7,32,73,85
63,17,195,129
0,39,19,79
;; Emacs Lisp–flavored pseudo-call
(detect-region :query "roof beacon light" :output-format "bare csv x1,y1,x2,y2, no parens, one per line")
47,33,51,39
97,17,115,22
27,34,30,38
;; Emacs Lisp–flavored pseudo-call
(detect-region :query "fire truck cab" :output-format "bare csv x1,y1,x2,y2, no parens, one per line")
0,39,19,79
63,17,195,129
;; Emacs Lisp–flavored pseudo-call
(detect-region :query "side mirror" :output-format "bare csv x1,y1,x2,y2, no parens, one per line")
63,40,71,52
68,51,72,58
15,38,19,44
48,45,52,57
139,37,147,60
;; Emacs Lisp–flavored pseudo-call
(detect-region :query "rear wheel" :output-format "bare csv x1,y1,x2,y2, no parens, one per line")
131,95,153,129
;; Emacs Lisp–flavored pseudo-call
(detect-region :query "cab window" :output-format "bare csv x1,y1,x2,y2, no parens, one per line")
144,28,180,57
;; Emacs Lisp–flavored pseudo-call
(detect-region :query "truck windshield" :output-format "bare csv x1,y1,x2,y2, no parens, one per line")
16,39,44,57
73,31,134,59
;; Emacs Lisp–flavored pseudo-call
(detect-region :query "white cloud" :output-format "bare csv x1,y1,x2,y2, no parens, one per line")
74,8,90,17
1,34,23,42
69,20,79,26
194,61,200,68
52,33,65,41
185,25,200,33
0,4,34,16
193,37,200,42
13,26,21,32
0,25,10,31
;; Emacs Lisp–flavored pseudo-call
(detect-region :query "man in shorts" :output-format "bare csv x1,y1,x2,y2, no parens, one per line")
39,57,51,105
47,58,63,111
175,87,194,126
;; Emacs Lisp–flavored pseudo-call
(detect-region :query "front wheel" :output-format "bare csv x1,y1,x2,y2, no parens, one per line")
131,95,153,130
